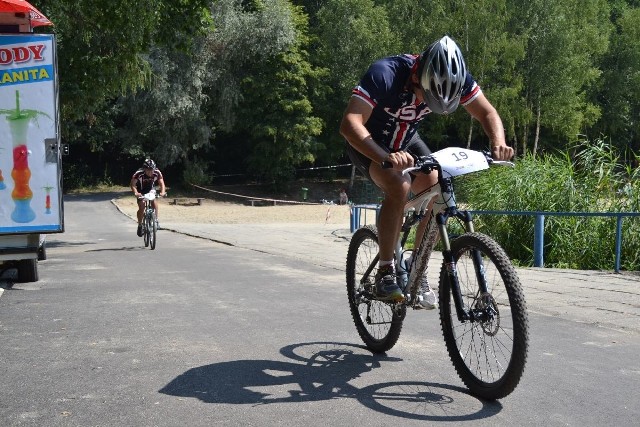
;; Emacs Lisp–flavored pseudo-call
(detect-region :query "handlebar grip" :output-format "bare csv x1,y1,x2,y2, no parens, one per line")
381,161,393,169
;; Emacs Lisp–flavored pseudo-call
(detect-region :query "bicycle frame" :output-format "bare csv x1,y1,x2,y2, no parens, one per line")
397,174,488,322
140,192,156,225
143,199,155,222
388,149,508,322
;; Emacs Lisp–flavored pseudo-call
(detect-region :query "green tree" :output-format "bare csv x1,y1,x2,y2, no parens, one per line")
510,0,611,156
116,43,214,173
595,3,640,152
311,0,400,162
39,0,211,122
373,1,527,152
239,2,324,185
204,0,297,130
35,0,212,188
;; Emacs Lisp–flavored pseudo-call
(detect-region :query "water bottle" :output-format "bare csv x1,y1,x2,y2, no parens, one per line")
397,251,412,291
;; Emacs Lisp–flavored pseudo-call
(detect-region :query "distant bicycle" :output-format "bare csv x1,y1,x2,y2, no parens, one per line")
138,190,161,250
346,147,529,400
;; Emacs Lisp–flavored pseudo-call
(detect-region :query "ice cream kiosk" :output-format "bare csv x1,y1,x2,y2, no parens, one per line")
0,2,62,282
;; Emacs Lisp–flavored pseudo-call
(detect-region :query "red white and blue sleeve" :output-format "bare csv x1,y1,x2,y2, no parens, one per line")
460,73,482,106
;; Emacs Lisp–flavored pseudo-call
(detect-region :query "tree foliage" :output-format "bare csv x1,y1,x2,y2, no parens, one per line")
594,3,640,152
311,0,399,161
239,2,324,185
25,0,640,188
116,44,213,167
38,0,211,121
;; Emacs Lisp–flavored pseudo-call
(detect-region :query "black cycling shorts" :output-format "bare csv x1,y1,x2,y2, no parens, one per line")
346,132,432,182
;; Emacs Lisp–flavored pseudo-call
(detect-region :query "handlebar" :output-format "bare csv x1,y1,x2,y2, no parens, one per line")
381,150,514,175
137,192,166,200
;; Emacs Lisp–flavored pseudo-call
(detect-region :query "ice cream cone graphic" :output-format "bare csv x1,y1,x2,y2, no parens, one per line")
0,152,5,190
43,185,54,214
1,90,51,223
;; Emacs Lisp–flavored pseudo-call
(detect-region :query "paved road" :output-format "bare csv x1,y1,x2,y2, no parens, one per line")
140,203,640,335
1,193,639,426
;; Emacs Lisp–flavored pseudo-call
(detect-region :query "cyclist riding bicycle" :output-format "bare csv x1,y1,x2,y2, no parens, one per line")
339,35,514,308
130,158,167,236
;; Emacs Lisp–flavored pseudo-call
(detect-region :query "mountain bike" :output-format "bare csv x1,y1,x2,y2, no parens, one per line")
346,147,529,400
139,190,160,250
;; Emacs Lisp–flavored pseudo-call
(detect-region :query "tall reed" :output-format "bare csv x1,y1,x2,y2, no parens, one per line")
456,139,640,270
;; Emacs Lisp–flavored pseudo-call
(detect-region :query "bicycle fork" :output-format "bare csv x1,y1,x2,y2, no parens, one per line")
438,210,490,323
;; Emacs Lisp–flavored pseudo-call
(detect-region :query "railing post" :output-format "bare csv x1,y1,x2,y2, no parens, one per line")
615,216,623,273
533,214,545,267
350,206,361,233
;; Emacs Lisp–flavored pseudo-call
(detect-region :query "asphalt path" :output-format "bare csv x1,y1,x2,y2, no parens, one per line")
1,193,639,426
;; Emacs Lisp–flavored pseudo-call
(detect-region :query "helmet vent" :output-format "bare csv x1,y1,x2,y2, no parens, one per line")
419,35,467,114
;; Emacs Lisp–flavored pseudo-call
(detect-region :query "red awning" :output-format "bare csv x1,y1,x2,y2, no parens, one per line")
0,0,53,27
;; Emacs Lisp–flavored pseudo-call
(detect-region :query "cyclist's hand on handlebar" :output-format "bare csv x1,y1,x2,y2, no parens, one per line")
134,192,142,198
160,192,167,197
382,151,414,170
492,145,514,161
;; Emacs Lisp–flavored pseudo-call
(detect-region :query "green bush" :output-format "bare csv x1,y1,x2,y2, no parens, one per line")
182,160,212,188
455,139,640,270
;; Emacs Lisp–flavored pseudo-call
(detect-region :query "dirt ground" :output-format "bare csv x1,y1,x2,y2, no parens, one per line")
112,190,353,225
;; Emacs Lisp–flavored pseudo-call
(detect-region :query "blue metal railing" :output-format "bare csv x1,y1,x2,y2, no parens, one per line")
349,204,640,273
349,204,380,233
471,210,640,273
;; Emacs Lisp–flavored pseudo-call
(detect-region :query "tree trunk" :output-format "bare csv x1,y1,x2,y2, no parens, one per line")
348,165,356,192
533,93,541,158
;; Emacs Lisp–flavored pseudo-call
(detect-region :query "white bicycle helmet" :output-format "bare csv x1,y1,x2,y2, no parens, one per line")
418,35,467,114
143,158,156,170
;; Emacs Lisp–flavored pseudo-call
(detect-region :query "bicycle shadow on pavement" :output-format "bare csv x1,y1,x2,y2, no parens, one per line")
159,341,502,422
85,247,148,253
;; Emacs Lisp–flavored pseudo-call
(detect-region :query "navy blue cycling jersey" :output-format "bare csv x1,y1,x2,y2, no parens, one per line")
351,54,482,151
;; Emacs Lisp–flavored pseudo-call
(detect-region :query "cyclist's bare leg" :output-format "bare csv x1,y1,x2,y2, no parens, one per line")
152,200,159,221
136,199,144,224
410,171,438,245
369,162,412,262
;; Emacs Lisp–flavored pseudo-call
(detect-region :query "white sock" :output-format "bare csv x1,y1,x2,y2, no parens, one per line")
379,260,394,270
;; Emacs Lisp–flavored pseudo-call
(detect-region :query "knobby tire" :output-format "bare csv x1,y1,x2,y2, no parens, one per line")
150,212,157,250
346,225,404,353
143,213,150,247
439,232,529,400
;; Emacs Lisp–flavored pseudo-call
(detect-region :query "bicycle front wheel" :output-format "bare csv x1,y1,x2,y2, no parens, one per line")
439,232,528,400
150,213,157,250
346,225,404,353
143,215,150,247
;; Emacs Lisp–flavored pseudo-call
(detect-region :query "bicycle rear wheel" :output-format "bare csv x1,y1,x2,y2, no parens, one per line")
346,225,404,353
150,212,157,250
439,232,528,400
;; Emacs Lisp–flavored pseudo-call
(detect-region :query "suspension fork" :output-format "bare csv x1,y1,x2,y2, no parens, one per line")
459,210,491,294
439,210,491,322
438,212,468,322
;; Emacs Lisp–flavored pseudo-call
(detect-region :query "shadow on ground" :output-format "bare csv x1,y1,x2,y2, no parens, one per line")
159,341,502,421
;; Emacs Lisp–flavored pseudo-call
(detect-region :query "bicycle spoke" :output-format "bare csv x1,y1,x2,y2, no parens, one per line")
347,226,404,353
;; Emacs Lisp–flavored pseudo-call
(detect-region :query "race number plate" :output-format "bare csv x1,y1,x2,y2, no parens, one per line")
431,147,489,178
